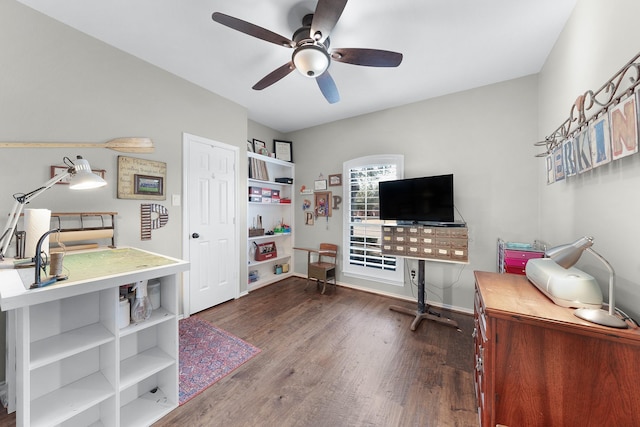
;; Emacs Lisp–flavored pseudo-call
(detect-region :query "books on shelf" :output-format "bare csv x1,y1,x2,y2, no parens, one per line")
249,157,270,181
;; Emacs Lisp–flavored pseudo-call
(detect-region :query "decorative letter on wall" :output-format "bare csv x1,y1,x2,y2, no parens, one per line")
141,204,169,240
610,95,639,160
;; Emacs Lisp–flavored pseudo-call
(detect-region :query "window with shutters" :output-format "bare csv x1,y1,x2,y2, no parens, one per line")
342,155,404,284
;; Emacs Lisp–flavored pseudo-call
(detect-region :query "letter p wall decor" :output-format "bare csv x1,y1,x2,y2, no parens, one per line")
141,204,169,240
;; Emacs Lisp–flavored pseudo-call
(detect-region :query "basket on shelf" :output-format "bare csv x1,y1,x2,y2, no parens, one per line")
249,228,265,237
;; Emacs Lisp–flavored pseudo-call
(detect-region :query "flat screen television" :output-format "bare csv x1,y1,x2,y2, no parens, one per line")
378,174,455,224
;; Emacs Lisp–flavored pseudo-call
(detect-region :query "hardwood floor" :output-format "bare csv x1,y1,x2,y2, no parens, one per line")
0,277,478,427
156,277,478,427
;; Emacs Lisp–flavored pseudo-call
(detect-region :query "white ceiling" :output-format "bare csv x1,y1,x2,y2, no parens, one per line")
16,0,577,133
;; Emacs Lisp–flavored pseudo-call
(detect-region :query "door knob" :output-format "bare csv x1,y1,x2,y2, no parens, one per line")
192,233,200,238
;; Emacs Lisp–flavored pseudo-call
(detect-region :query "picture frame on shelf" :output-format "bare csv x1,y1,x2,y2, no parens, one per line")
328,174,342,186
314,179,327,191
274,139,293,162
253,139,268,156
247,140,254,152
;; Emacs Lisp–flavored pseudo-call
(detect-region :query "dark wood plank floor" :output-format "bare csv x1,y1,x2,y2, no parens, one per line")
156,277,478,427
0,277,478,427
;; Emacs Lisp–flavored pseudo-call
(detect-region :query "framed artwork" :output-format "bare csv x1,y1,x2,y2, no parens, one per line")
274,139,293,162
117,156,166,200
252,139,269,156
51,165,105,184
134,174,163,196
328,174,342,186
247,140,254,152
314,191,332,217
610,94,638,160
314,179,327,191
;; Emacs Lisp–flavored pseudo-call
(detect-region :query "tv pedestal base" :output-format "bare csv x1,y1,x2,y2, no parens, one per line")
389,259,460,331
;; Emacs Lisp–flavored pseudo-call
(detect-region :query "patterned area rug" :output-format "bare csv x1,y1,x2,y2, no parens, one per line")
179,316,261,405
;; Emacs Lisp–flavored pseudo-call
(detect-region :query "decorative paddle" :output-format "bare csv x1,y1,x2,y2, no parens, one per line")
0,137,154,153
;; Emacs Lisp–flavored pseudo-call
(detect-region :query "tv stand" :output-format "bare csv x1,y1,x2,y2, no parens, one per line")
389,259,460,331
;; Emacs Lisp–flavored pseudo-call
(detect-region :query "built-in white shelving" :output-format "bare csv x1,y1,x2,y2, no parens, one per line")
247,152,295,290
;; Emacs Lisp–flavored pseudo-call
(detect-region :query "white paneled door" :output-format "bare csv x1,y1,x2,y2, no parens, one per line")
183,133,238,315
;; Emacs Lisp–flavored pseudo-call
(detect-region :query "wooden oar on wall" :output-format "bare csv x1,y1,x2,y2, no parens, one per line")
0,137,154,153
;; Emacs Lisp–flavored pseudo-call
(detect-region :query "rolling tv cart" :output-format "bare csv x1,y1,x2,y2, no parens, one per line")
382,224,468,331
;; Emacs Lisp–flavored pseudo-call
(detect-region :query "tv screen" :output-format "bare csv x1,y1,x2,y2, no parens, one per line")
378,174,454,223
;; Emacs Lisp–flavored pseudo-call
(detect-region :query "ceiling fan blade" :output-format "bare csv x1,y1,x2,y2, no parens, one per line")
331,48,403,67
212,12,294,48
252,62,296,90
310,0,348,43
316,71,340,104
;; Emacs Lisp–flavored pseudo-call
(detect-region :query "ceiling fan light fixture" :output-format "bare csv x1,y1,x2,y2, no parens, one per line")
292,44,330,78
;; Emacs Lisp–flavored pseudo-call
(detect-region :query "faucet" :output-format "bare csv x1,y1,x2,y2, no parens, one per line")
32,229,60,287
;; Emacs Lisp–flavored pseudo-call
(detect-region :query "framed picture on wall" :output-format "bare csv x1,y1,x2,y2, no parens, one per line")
134,174,164,196
274,139,293,162
314,191,332,217
328,174,342,186
314,179,327,191
117,156,166,200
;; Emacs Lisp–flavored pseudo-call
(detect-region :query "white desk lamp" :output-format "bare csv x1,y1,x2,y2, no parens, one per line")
546,236,628,329
0,155,106,260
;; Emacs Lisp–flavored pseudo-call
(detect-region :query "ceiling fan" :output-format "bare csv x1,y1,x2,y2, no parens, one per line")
212,0,403,104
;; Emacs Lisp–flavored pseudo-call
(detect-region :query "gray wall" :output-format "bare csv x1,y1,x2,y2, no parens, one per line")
286,75,540,311
538,0,640,322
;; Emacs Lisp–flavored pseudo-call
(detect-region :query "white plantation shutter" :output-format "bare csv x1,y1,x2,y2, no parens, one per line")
342,155,404,284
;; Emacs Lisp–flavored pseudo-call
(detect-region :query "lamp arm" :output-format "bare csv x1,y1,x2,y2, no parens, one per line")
586,247,616,317
0,171,71,259
0,199,24,258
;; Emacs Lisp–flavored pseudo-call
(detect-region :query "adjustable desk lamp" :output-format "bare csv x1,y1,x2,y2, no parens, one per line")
545,236,627,329
0,155,106,261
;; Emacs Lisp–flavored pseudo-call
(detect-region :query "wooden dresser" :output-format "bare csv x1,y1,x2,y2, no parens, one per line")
473,271,640,427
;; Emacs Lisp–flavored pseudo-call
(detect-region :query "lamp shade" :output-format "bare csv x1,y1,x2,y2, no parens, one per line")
68,156,107,189
545,236,593,268
293,44,330,77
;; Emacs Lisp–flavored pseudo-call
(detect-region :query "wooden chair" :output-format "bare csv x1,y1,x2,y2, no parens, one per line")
305,243,338,294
